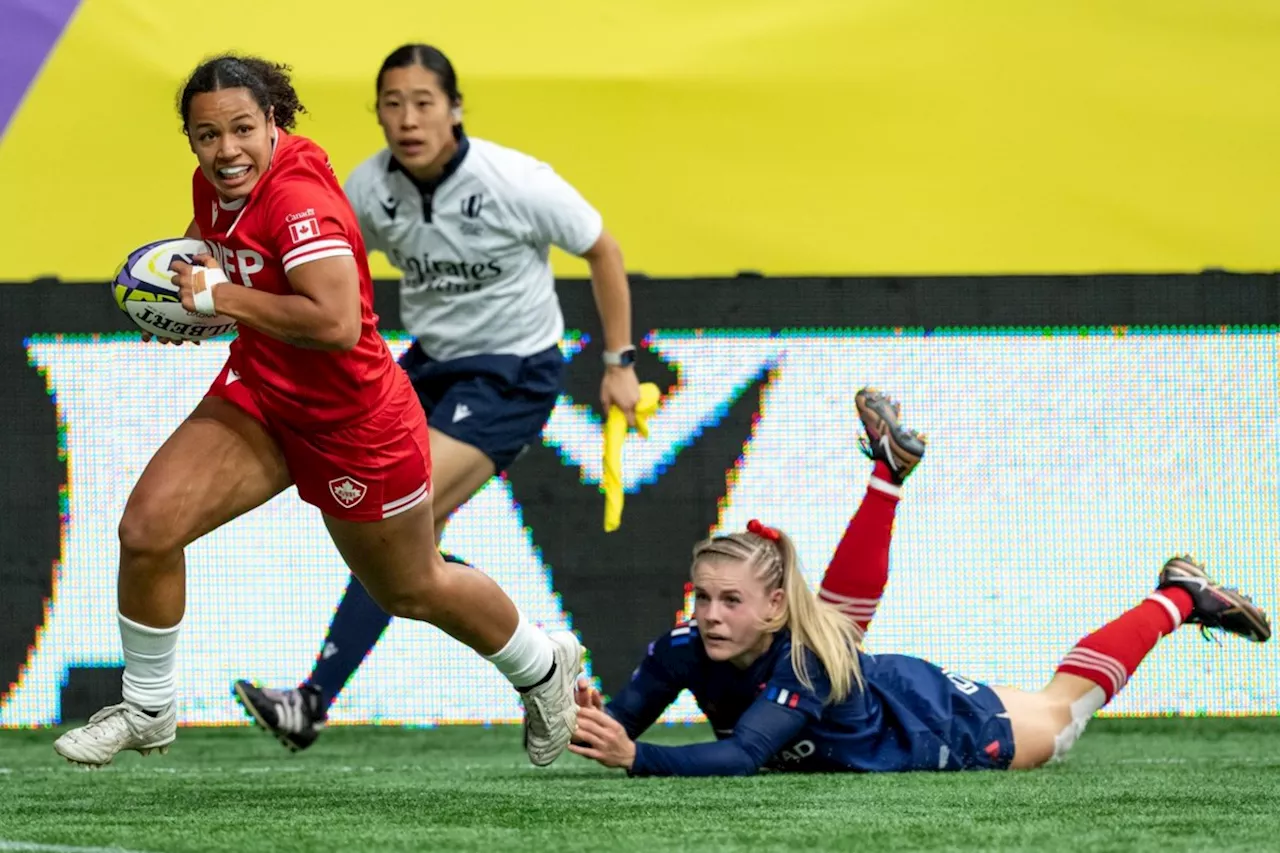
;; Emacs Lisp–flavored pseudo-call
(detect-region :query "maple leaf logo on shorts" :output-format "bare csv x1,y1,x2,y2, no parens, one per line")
328,476,368,509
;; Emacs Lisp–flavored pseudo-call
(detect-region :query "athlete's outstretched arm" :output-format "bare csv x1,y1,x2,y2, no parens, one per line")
603,671,678,742
577,697,808,777
602,635,688,740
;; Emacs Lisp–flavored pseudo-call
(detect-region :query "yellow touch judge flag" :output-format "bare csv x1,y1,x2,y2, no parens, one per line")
602,382,662,532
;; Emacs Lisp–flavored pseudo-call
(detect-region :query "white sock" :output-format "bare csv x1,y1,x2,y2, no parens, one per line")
485,612,554,689
119,612,180,711
1051,685,1107,761
1071,684,1107,720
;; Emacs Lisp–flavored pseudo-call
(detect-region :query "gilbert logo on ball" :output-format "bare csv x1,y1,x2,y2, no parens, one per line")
111,238,238,342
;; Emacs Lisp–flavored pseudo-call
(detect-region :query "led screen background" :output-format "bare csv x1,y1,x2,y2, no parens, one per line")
2,326,1277,727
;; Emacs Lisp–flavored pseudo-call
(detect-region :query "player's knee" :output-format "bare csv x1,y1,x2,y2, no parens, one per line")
372,586,439,622
370,557,457,621
118,496,186,560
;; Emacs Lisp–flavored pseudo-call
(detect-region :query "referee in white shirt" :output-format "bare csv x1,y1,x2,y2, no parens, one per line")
233,43,639,750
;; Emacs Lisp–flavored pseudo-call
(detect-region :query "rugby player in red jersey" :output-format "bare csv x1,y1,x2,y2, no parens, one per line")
53,55,581,768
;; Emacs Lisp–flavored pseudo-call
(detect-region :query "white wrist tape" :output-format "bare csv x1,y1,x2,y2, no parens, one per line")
191,267,228,316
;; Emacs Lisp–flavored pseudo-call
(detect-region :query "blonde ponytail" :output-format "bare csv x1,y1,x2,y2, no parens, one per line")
770,528,864,702
691,522,864,704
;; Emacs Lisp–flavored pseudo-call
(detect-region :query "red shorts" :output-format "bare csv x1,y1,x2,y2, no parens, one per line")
205,360,432,522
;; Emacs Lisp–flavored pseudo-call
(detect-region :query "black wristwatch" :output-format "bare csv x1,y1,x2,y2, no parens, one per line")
602,347,637,368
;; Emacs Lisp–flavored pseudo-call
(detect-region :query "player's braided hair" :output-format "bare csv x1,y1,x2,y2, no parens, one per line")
179,54,308,133
692,522,864,704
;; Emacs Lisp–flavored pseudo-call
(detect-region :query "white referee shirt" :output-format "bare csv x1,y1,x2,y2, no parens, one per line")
343,135,603,360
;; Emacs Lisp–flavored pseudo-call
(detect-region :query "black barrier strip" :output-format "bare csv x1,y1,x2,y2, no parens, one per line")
3,272,1279,335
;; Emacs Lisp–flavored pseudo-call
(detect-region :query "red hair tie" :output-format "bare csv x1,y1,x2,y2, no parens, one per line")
747,519,780,541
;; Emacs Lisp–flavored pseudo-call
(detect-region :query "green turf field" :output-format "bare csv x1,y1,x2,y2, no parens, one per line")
1,718,1278,853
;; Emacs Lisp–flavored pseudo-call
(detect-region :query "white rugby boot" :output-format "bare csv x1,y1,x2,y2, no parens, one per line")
521,631,584,766
53,701,177,767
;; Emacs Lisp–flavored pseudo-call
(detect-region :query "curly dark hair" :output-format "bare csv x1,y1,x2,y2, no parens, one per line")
178,54,307,132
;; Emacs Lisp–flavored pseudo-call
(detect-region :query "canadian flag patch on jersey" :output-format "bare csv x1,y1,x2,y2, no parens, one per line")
287,210,320,244
329,476,367,508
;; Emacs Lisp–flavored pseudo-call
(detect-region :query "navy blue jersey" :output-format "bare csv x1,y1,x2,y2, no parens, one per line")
607,622,1014,777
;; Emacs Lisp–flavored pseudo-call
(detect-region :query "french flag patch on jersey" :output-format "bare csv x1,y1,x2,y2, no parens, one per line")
670,623,695,646
766,686,802,708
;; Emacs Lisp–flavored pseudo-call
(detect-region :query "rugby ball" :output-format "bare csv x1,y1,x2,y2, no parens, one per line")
112,238,237,341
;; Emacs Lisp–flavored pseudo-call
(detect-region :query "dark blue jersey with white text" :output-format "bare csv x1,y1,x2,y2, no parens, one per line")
606,622,1014,777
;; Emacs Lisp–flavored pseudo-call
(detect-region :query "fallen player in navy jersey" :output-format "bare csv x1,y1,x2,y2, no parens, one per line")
569,389,1271,776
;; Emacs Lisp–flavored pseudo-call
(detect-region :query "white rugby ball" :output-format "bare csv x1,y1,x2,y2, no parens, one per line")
112,238,237,341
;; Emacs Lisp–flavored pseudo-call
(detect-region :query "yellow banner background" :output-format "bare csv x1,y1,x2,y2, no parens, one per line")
1,0,1277,280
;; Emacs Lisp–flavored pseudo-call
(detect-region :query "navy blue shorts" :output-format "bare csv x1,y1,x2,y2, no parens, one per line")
858,654,1016,772
397,342,564,471
947,680,1016,771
